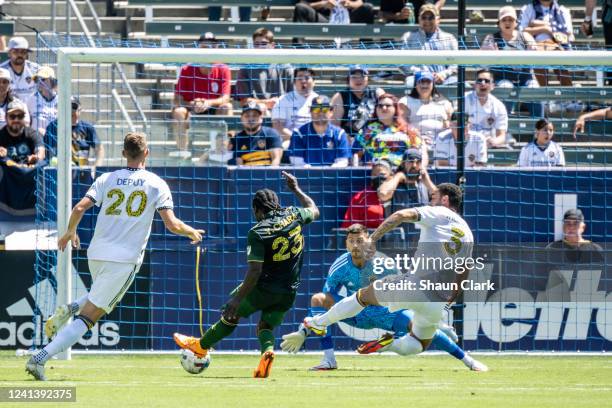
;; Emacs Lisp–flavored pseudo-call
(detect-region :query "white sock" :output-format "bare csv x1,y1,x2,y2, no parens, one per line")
72,294,89,314
314,293,364,327
40,318,89,363
323,348,336,363
386,335,423,356
462,354,474,367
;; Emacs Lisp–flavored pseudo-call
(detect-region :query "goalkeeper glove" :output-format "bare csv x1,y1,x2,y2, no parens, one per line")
281,328,307,353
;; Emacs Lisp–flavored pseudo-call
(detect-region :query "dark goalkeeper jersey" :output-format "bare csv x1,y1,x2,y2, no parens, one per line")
247,206,315,294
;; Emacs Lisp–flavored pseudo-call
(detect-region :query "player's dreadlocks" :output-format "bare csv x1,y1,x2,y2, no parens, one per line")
252,189,281,214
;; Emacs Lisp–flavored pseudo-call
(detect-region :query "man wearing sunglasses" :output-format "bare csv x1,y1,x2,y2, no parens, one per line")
0,67,31,129
288,95,351,167
0,37,40,105
401,4,458,86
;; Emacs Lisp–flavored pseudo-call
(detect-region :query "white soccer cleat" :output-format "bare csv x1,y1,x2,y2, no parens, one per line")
45,304,71,339
438,322,459,343
309,359,337,371
303,317,326,336
25,358,47,381
281,329,307,354
464,357,489,372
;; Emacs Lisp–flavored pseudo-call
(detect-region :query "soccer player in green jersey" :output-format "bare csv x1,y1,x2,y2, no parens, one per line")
174,171,319,378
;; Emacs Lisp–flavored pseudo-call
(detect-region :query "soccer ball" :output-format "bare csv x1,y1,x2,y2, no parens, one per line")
180,349,211,374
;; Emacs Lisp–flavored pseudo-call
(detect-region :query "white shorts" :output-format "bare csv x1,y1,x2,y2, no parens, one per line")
88,259,141,313
378,299,445,340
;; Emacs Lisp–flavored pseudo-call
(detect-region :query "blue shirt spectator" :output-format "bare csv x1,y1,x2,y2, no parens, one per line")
288,96,351,167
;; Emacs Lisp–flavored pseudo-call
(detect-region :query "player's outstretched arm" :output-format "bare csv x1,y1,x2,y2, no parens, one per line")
58,197,95,251
158,209,205,244
281,171,320,220
370,208,419,243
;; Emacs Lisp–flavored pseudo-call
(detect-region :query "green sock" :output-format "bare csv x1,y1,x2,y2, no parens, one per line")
258,329,275,354
199,318,237,349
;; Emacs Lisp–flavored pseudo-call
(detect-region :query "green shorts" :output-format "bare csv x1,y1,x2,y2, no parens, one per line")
228,286,296,328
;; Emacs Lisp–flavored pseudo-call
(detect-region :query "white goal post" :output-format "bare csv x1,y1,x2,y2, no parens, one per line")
54,47,611,359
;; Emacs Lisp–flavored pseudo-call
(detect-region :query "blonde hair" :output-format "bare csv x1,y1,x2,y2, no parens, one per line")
123,132,147,160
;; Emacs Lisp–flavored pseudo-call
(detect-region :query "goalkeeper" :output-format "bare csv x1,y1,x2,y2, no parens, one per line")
174,171,319,378
281,223,487,372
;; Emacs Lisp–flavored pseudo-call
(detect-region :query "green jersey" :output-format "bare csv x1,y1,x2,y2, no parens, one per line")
247,206,315,294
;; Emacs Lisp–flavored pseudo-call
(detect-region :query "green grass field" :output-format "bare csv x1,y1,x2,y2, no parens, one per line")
2,351,611,407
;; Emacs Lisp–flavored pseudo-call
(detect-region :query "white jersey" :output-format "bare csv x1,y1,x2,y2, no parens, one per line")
464,91,508,136
433,129,487,167
0,97,31,128
517,141,565,167
0,60,40,104
26,91,57,134
86,168,174,264
413,205,474,275
271,91,318,131
399,95,452,139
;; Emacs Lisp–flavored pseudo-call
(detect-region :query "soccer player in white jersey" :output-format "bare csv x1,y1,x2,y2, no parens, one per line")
304,183,478,360
25,132,204,381
0,37,39,104
517,118,565,167
27,65,58,136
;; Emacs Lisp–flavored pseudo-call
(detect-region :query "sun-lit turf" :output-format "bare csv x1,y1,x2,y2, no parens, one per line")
2,351,611,407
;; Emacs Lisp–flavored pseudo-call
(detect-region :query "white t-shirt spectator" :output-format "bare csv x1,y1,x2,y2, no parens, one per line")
517,141,565,167
464,91,508,137
271,91,318,132
399,96,452,140
27,91,58,135
0,60,40,104
518,3,574,43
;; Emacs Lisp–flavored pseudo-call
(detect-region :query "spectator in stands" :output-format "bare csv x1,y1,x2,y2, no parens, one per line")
519,0,573,86
435,70,508,167
288,95,351,167
45,96,104,169
271,67,318,144
292,0,376,44
0,37,39,104
172,32,233,158
235,28,294,116
574,106,612,138
481,6,544,118
331,65,384,142
231,101,283,166
546,209,603,263
340,160,393,229
0,101,44,212
208,6,251,23
0,1,6,52
377,148,436,214
399,70,453,147
198,132,233,166
401,4,458,86
380,0,445,24
27,66,58,137
0,67,30,129
353,93,425,167
517,118,565,167
583,0,612,84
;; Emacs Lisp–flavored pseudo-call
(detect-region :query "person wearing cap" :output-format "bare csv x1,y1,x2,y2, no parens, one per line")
401,4,458,86
27,65,58,137
0,100,44,166
518,0,573,86
481,7,543,118
44,96,104,170
172,33,232,157
0,67,31,128
271,67,319,144
352,93,425,167
235,28,294,116
399,70,453,148
517,118,565,167
438,69,508,168
0,36,40,104
230,101,283,166
377,148,435,214
546,209,603,263
341,160,393,229
288,95,351,167
330,65,385,140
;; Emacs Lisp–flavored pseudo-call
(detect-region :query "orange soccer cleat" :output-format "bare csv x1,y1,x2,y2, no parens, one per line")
253,351,275,378
173,332,208,358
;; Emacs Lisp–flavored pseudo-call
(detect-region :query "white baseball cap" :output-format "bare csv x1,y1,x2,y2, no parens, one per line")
8,36,30,51
0,68,10,81
498,6,518,21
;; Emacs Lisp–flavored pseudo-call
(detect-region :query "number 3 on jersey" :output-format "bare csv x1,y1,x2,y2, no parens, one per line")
105,189,148,217
444,226,465,255
272,225,303,262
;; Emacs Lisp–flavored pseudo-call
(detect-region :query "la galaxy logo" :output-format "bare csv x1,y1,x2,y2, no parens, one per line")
549,151,555,158
26,76,32,84
326,140,334,149
487,116,495,127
